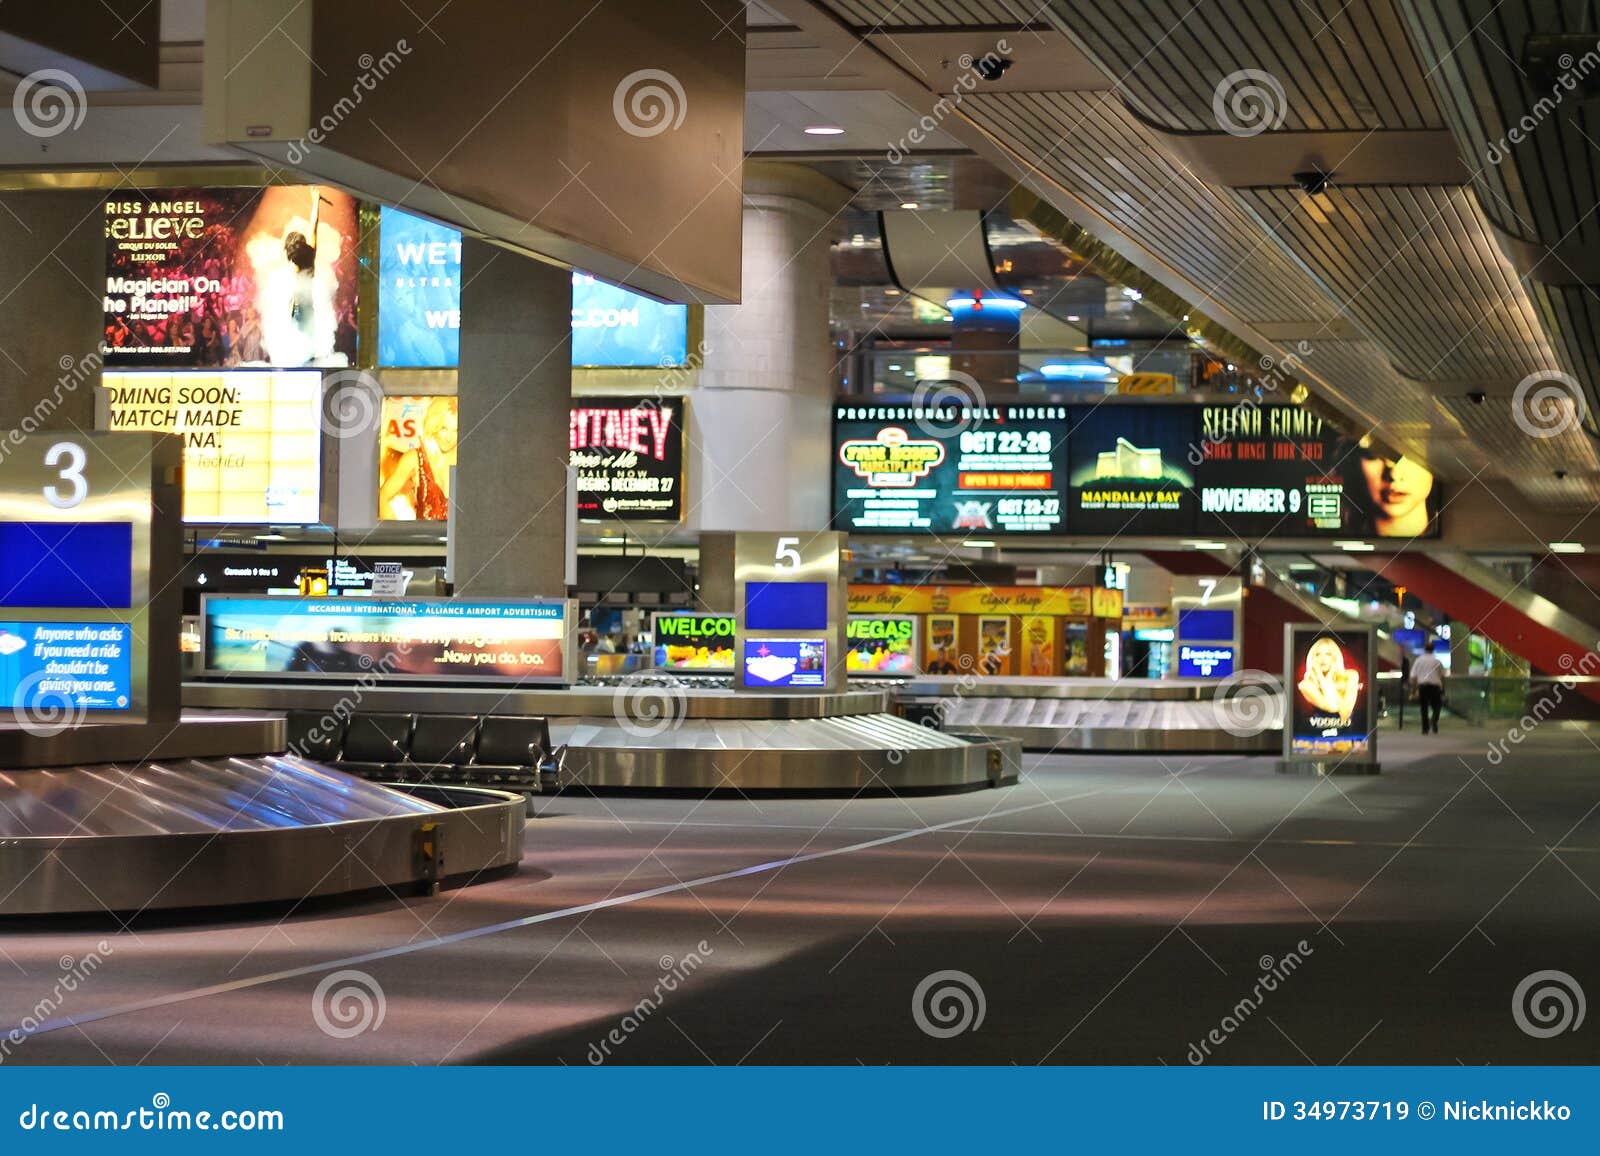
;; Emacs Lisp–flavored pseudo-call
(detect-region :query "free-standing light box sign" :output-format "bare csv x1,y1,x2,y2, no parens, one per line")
1284,624,1377,773
102,186,359,369
100,370,322,523
846,614,919,676
202,595,570,684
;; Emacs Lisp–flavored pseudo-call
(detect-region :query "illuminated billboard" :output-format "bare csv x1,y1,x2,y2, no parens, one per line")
380,395,683,522
1287,626,1373,761
375,208,688,368
832,404,1070,535
101,371,322,524
652,612,735,672
202,596,568,683
832,402,1439,539
846,614,918,676
0,622,132,712
102,187,359,369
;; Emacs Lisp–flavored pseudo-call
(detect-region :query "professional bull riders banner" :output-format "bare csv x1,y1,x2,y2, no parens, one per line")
379,395,684,522
102,186,360,369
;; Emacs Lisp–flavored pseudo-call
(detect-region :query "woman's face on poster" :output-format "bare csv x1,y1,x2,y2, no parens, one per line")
1360,453,1433,526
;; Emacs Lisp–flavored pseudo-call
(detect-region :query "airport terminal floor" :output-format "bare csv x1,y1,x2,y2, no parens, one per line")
5,718,1595,1067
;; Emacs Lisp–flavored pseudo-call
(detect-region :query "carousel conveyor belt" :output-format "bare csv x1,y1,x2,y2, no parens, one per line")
0,756,524,916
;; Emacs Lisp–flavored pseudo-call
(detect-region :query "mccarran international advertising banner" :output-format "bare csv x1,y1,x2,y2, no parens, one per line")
101,187,359,369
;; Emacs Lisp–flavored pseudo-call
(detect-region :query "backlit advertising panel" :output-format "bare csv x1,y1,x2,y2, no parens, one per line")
102,187,359,368
742,638,827,688
1066,404,1198,535
845,614,918,676
1192,405,1439,539
1287,626,1374,761
374,209,688,368
652,612,735,672
832,401,1439,539
570,397,684,520
0,622,132,712
102,371,322,523
202,596,567,683
379,395,683,522
832,404,1069,534
377,206,460,368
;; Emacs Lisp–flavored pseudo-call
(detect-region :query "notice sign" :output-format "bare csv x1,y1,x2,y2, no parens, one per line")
0,622,132,712
101,371,322,523
571,397,684,520
102,186,359,369
203,597,568,683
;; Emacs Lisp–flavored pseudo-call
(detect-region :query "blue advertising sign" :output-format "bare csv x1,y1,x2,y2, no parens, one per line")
570,273,688,368
0,621,132,711
742,638,827,688
377,206,461,368
377,209,688,368
1178,642,1235,678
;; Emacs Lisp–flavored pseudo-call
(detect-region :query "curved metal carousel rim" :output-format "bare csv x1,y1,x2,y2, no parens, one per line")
0,755,524,917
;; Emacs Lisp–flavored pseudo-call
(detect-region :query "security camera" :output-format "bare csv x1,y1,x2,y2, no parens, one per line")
1294,170,1335,196
976,56,1013,82
1467,390,1487,405
1555,469,1569,480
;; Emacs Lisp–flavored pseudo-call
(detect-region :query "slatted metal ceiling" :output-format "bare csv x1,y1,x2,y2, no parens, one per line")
1055,0,1444,132
801,0,1600,505
1235,185,1554,386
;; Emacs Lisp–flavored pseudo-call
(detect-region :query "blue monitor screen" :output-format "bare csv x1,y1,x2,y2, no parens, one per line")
0,621,133,711
0,523,133,609
1178,607,1234,641
745,581,829,631
1178,643,1234,679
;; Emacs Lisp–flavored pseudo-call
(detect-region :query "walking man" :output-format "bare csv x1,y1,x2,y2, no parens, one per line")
1409,644,1446,734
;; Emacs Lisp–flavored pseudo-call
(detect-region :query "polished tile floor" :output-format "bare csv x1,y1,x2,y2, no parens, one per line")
3,718,1598,1065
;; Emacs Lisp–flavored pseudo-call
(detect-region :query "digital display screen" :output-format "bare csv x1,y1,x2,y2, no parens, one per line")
0,523,133,609
102,370,322,524
379,395,684,522
102,187,359,369
832,402,1439,539
1066,404,1198,534
1290,629,1372,758
742,638,827,688
745,581,829,630
203,597,567,682
0,621,132,711
846,615,917,676
653,613,736,671
833,404,1069,534
374,209,688,368
1178,608,1235,641
1178,643,1235,678
570,397,684,520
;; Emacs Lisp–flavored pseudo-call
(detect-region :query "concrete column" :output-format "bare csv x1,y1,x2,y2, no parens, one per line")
453,239,571,597
690,163,849,533
0,191,104,431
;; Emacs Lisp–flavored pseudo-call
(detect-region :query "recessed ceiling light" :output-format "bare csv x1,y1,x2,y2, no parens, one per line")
1334,540,1376,552
804,125,845,136
888,364,902,371
1067,314,1081,321
1020,288,1034,295
1549,542,1586,554
962,540,996,549
899,201,919,209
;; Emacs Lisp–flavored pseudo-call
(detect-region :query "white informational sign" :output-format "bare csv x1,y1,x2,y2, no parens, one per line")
371,561,405,598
